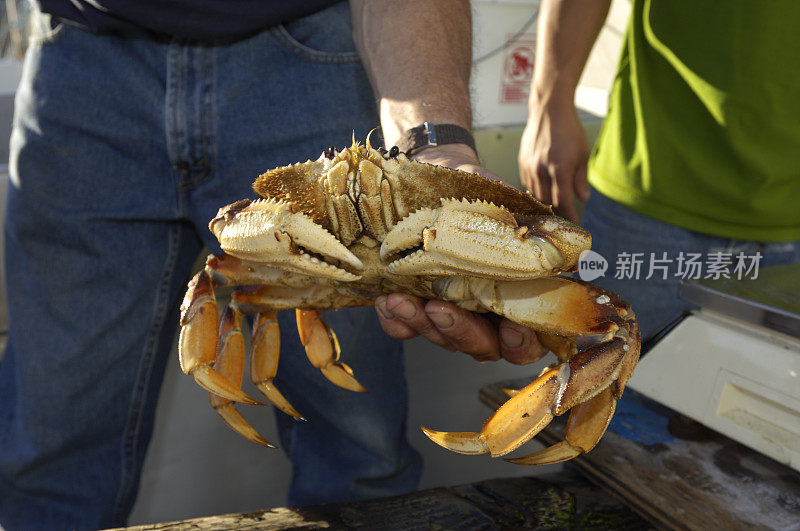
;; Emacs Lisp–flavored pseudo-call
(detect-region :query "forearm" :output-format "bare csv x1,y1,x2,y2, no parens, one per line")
532,0,611,108
350,0,473,149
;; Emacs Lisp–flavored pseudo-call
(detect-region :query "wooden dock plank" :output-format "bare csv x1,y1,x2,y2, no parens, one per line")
114,470,649,530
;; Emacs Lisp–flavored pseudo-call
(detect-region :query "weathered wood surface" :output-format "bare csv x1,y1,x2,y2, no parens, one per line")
113,469,648,530
480,381,800,531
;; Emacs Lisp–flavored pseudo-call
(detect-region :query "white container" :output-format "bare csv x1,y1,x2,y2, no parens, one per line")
629,311,800,472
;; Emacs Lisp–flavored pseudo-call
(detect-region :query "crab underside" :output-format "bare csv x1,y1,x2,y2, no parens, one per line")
178,138,640,465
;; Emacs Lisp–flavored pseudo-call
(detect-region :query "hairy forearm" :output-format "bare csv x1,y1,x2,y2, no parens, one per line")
350,0,473,148
532,0,611,107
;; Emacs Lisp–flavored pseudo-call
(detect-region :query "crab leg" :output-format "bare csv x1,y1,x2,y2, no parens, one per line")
250,311,305,420
179,270,262,405
505,321,639,465
423,323,638,461
421,362,565,457
295,310,367,393
209,305,275,447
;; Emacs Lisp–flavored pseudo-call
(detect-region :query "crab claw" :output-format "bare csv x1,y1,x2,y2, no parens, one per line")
381,199,589,279
209,305,276,447
296,310,367,393
505,387,615,465
210,198,362,281
423,316,639,461
179,271,263,406
419,428,489,455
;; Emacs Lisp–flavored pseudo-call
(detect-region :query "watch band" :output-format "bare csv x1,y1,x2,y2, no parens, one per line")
399,122,477,156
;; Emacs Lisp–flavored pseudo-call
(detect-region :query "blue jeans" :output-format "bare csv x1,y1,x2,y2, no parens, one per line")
582,189,800,340
0,6,421,530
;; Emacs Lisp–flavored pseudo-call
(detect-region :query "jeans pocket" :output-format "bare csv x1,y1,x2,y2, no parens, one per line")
268,3,360,64
28,10,73,47
270,25,360,63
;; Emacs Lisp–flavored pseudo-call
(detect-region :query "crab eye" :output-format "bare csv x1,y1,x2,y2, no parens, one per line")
388,146,399,158
323,145,337,159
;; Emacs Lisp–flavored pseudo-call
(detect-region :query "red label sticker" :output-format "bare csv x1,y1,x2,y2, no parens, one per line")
500,36,535,104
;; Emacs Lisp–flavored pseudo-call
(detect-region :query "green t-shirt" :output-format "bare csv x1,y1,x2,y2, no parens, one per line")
589,0,800,242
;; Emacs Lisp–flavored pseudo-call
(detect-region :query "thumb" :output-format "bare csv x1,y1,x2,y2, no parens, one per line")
574,163,590,202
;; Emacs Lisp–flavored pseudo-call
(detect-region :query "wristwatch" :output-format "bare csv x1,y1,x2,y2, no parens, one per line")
399,122,477,157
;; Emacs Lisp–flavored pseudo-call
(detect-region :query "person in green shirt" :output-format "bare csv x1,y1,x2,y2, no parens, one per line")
519,0,800,339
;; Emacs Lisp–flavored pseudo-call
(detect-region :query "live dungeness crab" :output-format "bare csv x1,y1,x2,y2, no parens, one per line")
178,138,640,465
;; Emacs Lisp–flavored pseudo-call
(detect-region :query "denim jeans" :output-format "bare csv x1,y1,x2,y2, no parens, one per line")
0,5,421,529
582,189,800,340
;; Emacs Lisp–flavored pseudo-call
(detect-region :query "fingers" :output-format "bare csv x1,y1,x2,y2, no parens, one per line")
375,294,548,365
498,320,548,365
518,123,542,196
375,294,456,350
550,169,579,223
518,105,591,218
574,162,590,202
424,300,501,362
423,302,546,365
375,294,421,340
534,163,553,205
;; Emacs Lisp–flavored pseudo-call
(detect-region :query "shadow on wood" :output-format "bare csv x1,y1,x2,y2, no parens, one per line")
113,470,648,530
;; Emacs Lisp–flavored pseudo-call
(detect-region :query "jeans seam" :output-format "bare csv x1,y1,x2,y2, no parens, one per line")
111,224,182,522
188,46,215,190
269,25,360,64
177,47,216,192
165,42,182,179
202,46,216,186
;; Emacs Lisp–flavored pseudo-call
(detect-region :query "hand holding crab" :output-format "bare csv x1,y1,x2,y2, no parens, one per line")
375,142,549,365
178,138,640,465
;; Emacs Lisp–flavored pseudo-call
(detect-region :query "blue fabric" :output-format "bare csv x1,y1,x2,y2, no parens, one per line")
582,189,800,340
0,4,421,529
609,392,674,446
34,0,344,41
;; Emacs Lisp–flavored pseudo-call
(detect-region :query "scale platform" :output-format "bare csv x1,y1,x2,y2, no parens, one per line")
627,263,800,471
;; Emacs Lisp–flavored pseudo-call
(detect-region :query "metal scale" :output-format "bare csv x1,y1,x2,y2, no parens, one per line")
628,263,800,471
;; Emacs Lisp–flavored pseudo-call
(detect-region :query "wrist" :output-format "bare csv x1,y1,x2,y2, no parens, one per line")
410,143,480,168
394,122,476,158
380,99,472,148
529,83,575,113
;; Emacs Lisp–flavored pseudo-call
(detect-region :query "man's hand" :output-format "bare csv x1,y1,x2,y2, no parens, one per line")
409,143,498,181
518,0,612,221
375,294,547,364
519,99,590,222
374,144,548,366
